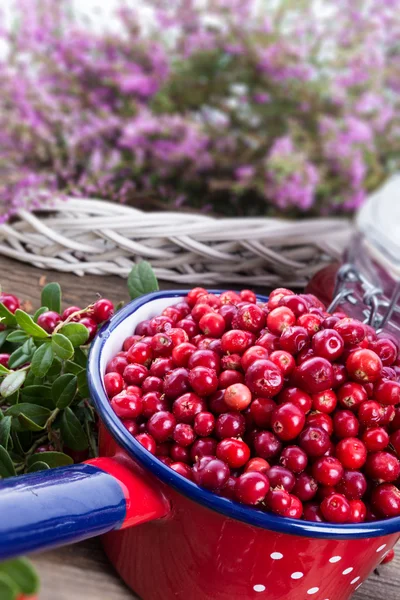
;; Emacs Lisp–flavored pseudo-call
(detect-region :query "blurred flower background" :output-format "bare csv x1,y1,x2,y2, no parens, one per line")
0,0,399,222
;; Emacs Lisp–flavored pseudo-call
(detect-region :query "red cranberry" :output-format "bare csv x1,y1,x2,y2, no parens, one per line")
216,438,250,468
293,357,334,394
296,313,323,335
79,316,98,342
188,349,220,373
106,355,129,376
224,383,252,411
250,397,276,428
244,457,270,474
303,502,324,522
306,412,333,436
37,310,62,333
267,288,294,310
245,359,283,397
194,411,215,437
0,293,20,314
141,376,163,394
375,380,400,406
92,298,114,323
199,312,225,337
380,405,395,426
296,347,315,365
358,400,381,427
279,295,308,317
312,389,337,414
163,368,190,399
390,430,400,456
235,472,270,505
285,495,303,519
135,433,156,454
241,346,269,371
0,353,10,368
265,488,291,515
61,306,81,321
362,427,389,452
278,387,312,414
320,493,350,523
123,363,148,386
293,473,318,501
366,452,400,482
279,326,309,355
150,333,172,357
187,287,208,307
337,382,367,412
371,483,400,517
170,462,193,479
271,403,305,441
298,426,330,457
312,457,343,486
192,457,230,491
215,412,246,439
221,330,255,355
337,470,367,500
269,350,295,376
150,315,173,333
280,446,308,474
266,306,295,335
240,289,257,303
190,437,217,461
333,410,359,438
332,363,348,389
256,332,279,353
147,411,176,443
142,392,168,419
173,423,195,447
346,349,382,383
123,420,139,436
218,370,244,389
172,343,196,367
267,466,296,492
170,444,191,464
253,431,282,459
188,366,218,396
173,392,206,424
135,320,153,336
312,329,344,361
232,303,266,333
209,390,231,414
370,338,397,366
334,318,365,345
336,438,367,469
176,318,199,338
104,372,124,398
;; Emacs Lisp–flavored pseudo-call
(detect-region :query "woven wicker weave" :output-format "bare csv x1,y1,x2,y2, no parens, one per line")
0,198,352,286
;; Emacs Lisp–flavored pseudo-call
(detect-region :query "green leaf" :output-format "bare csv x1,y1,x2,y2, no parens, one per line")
59,322,89,347
28,451,73,469
8,338,35,369
59,408,88,451
6,330,29,344
28,461,50,473
77,369,89,398
0,558,40,595
33,306,48,322
0,572,18,600
30,343,54,377
41,282,61,313
0,364,10,375
24,370,43,387
52,374,77,409
6,404,51,431
0,329,9,349
65,360,84,375
0,304,17,327
73,347,88,368
127,261,159,299
0,445,16,477
52,333,74,360
0,417,12,449
15,309,49,338
0,371,26,397
21,385,54,409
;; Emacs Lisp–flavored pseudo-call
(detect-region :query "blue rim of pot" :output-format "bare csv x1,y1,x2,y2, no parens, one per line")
88,290,400,540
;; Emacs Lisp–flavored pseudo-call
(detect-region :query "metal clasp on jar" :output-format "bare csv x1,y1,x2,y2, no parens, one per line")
328,263,400,332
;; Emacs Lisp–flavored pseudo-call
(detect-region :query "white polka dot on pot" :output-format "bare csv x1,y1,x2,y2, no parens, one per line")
329,556,342,563
307,588,319,595
253,584,266,593
342,567,353,575
291,572,304,580
270,552,283,560
376,544,387,553
351,577,360,585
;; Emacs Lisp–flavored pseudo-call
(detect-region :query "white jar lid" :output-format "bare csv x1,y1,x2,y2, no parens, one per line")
357,175,400,277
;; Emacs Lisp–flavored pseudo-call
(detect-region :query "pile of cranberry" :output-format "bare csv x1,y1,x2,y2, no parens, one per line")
104,287,400,525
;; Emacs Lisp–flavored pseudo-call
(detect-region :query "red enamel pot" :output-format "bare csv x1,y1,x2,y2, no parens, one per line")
0,291,399,600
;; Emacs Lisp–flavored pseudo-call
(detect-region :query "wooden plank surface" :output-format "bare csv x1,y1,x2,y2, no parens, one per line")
0,254,398,600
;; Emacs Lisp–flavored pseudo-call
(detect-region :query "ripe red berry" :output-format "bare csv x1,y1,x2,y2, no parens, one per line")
337,382,367,411
92,298,114,323
312,389,337,414
265,488,291,515
244,457,270,474
215,412,245,439
194,412,215,437
123,363,148,386
366,452,400,482
135,433,156,454
253,431,282,459
370,338,397,366
79,316,98,342
348,499,366,523
293,473,318,501
279,326,309,355
312,329,344,361
0,293,20,314
333,410,359,438
312,457,343,486
199,312,225,337
337,470,367,500
298,426,331,457
111,392,142,419
173,423,195,447
336,438,367,470
267,466,295,492
293,357,334,394
104,372,124,398
170,462,193,479
371,483,400,517
188,349,220,373
37,310,62,333
216,438,251,468
218,369,244,389
235,472,270,505
0,354,10,368
303,502,324,522
278,387,312,414
224,383,252,411
358,400,382,427
250,397,276,428
221,329,255,354
192,457,230,491
233,303,266,333
245,359,283,397
147,411,176,443
375,380,400,406
279,446,308,474
241,346,269,371
190,438,217,461
142,392,168,419
297,313,323,336
271,403,305,441
320,493,350,523
346,349,382,383
106,355,129,376
334,318,365,345
269,350,296,376
189,366,218,396
267,306,296,335
362,427,389,452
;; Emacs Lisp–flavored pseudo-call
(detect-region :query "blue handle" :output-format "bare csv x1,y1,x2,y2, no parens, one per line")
0,462,127,560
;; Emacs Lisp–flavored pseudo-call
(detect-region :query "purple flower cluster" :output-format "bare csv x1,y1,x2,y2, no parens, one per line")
0,0,399,221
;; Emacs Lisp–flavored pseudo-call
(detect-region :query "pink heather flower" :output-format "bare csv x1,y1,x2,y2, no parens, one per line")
235,165,255,181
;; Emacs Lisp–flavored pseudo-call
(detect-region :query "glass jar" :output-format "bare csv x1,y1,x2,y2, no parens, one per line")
307,175,400,338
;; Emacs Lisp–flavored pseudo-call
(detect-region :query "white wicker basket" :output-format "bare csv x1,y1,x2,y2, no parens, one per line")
0,197,352,287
